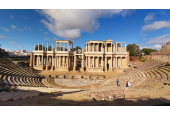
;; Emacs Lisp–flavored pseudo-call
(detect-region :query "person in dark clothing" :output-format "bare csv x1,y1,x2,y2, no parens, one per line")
117,79,119,87
126,81,128,87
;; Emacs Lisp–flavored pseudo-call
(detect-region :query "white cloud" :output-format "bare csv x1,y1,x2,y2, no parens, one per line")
17,46,22,48
140,45,161,50
44,37,49,40
53,37,57,40
153,44,162,50
142,38,147,41
141,20,170,33
0,27,9,32
0,35,7,38
39,28,43,31
37,9,134,40
18,29,22,31
8,41,17,44
11,24,16,28
44,32,48,34
10,15,14,19
146,34,170,45
24,27,32,32
144,13,155,23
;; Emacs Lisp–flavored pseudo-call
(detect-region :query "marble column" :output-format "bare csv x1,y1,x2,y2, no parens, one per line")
56,42,57,51
111,43,112,52
93,56,94,68
121,43,122,52
121,56,122,68
46,56,48,70
68,42,69,51
82,56,84,67
102,43,103,52
125,43,126,51
33,55,35,66
42,55,43,66
63,56,65,67
42,43,43,51
116,43,117,52
45,44,46,51
111,56,112,70
114,44,115,52
105,57,107,69
114,57,115,67
69,56,70,66
101,57,103,67
88,56,90,67
116,57,117,68
98,43,99,52
36,56,38,66
64,42,65,51
86,44,87,52
86,56,87,67
52,42,54,51
97,56,99,68
59,56,61,67
74,56,76,67
60,42,61,51
55,56,56,67
72,43,73,51
67,56,69,67
34,44,35,50
47,42,49,51
52,56,53,67
106,43,107,52
94,43,95,52
125,57,127,68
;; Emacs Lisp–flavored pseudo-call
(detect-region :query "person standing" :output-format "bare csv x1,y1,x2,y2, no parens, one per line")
128,81,132,87
117,79,119,87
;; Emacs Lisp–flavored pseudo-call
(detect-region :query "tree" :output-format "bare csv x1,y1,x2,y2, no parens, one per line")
127,43,140,56
35,45,45,50
141,48,157,55
73,46,82,51
35,45,53,51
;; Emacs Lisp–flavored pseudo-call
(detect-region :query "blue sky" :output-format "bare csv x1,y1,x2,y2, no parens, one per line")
0,9,170,52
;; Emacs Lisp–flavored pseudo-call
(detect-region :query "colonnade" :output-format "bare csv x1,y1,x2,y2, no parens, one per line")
114,56,127,68
85,56,103,68
86,43,103,52
33,55,75,69
114,42,127,52
34,41,74,51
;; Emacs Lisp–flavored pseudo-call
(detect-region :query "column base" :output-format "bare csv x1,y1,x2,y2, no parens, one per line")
105,67,107,72
46,66,48,70
80,67,84,72
51,66,54,71
73,66,77,71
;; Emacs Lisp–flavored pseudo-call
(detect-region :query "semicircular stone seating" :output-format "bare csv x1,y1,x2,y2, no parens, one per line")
99,60,169,91
0,58,46,88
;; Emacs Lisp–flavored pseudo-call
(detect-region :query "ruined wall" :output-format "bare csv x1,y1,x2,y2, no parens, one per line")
150,41,170,62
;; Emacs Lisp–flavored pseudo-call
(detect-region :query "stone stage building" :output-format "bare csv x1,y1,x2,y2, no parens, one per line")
30,39,129,72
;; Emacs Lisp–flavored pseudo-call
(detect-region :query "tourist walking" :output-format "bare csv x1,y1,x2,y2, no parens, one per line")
117,79,119,87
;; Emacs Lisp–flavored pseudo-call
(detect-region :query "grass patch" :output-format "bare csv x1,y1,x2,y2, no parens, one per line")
138,57,148,62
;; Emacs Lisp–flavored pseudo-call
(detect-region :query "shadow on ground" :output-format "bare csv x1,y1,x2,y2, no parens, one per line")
0,87,170,106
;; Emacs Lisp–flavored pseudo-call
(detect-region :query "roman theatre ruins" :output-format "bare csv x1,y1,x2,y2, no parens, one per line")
30,39,129,72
